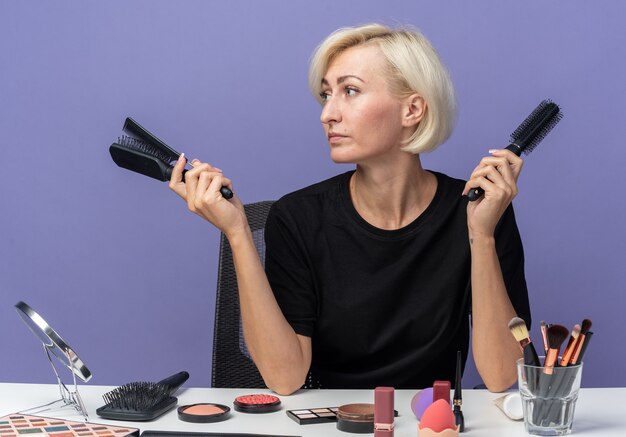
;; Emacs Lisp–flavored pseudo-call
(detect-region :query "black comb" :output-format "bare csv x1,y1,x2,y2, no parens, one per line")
96,371,189,421
110,118,233,199
467,100,562,201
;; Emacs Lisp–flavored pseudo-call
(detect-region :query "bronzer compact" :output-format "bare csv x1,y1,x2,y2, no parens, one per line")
14,301,92,420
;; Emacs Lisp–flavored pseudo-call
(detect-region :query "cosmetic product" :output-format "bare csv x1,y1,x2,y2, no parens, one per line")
336,403,375,433
97,371,189,421
467,99,563,201
286,407,339,425
233,394,281,414
142,432,301,437
177,403,231,423
493,393,523,421
540,321,549,356
109,117,233,199
508,317,541,367
432,381,450,405
418,399,460,437
453,351,465,432
0,414,138,437
570,319,592,366
544,325,569,374
374,387,394,437
559,324,581,367
411,387,433,420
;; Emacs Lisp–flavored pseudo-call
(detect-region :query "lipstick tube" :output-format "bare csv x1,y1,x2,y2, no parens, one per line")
374,387,394,437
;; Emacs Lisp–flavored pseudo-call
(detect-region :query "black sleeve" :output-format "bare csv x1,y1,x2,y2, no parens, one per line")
264,201,317,337
494,204,532,329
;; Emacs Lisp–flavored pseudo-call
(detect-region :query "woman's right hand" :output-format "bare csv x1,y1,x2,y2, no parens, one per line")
169,154,248,237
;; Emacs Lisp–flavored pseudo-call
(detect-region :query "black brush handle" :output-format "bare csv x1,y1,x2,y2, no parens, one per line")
166,167,234,199
157,371,189,396
467,144,520,201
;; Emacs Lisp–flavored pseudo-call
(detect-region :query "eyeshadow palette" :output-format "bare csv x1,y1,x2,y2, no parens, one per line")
286,407,339,425
0,414,138,437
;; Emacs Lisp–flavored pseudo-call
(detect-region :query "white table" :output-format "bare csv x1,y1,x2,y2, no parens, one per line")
1,384,625,436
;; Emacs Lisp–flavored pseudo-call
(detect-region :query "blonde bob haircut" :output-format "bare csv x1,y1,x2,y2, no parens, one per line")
308,23,456,154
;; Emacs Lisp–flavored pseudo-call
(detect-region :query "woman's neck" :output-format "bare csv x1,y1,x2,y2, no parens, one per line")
350,155,437,230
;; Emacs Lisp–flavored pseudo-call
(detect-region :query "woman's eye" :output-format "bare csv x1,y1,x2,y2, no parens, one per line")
345,87,359,97
319,91,330,102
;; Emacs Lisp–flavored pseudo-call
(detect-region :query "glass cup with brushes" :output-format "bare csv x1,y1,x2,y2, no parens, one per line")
510,317,591,436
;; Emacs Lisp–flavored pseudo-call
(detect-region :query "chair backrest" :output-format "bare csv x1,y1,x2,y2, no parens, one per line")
211,201,273,388
211,200,322,389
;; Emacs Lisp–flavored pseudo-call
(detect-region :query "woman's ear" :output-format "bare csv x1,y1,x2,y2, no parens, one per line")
402,93,426,127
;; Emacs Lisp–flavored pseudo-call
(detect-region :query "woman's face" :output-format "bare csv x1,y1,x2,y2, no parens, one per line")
319,44,411,165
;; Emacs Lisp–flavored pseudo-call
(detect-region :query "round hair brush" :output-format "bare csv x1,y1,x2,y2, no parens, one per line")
96,371,189,421
467,99,563,201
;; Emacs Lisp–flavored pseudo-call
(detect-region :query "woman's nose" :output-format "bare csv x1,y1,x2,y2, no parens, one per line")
320,97,341,125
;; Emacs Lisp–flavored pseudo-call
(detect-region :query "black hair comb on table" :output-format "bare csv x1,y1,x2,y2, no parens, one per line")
96,371,189,421
109,117,233,199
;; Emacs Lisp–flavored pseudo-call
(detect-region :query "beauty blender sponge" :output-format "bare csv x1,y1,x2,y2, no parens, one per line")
411,387,433,420
418,399,459,437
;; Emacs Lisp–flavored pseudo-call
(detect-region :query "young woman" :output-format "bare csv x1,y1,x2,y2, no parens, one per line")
169,23,530,395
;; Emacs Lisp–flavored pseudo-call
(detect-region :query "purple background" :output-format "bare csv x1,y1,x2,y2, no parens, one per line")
1,1,624,390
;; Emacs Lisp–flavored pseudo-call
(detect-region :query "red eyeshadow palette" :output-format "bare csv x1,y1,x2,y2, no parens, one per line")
0,414,138,437
286,407,339,425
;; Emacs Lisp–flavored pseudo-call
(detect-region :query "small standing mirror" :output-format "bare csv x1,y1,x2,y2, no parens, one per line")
15,301,92,420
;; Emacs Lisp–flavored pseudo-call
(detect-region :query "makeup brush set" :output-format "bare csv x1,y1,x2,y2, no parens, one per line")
508,317,594,427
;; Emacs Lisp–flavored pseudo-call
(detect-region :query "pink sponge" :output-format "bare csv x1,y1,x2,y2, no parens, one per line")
418,399,459,437
410,387,433,420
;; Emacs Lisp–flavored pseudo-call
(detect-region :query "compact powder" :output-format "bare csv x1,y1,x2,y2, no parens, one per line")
178,403,231,423
233,394,281,414
337,403,375,434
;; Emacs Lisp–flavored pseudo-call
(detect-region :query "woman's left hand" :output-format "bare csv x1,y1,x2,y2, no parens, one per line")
463,149,523,238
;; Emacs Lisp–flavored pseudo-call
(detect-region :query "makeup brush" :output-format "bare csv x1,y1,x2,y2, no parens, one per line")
467,99,563,201
575,331,593,365
559,324,581,367
453,350,465,432
508,317,541,367
544,325,569,374
570,319,592,366
540,321,549,356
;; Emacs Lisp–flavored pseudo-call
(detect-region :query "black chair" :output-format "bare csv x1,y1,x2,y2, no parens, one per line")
211,201,321,389
211,201,273,388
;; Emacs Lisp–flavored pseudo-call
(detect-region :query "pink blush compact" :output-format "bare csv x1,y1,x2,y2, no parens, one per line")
177,403,231,423
233,394,281,414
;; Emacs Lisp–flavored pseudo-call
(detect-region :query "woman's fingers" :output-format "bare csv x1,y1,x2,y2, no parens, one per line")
169,153,188,198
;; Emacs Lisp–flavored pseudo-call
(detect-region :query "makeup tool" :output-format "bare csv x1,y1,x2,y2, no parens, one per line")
96,371,189,421
508,317,541,367
286,407,339,425
559,324,581,367
410,388,433,420
109,117,233,199
233,394,281,414
540,321,549,356
14,301,91,419
467,99,563,201
417,399,460,437
575,331,593,366
374,387,394,437
569,319,592,366
0,413,138,437
177,403,231,423
543,325,569,374
336,404,375,434
432,381,450,405
452,351,464,432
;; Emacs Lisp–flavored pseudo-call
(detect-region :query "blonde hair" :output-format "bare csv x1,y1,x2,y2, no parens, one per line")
308,23,456,154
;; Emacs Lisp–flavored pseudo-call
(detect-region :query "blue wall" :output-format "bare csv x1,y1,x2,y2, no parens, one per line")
1,1,624,389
